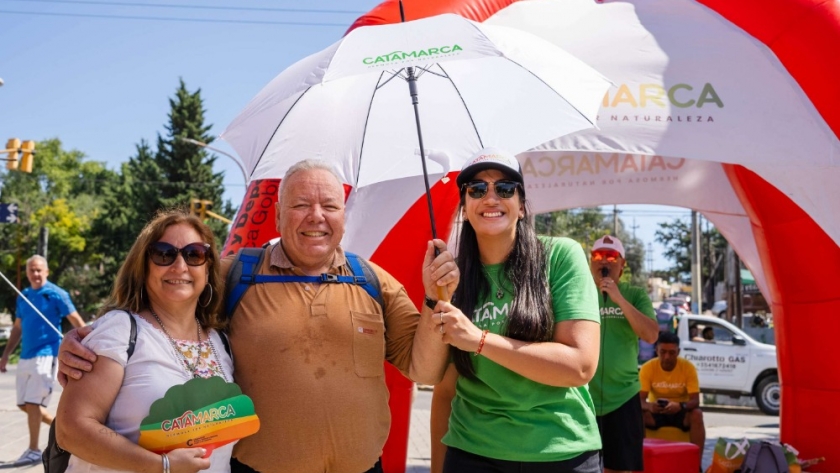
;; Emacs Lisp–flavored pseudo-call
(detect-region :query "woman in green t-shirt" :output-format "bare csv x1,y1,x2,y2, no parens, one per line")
430,148,602,473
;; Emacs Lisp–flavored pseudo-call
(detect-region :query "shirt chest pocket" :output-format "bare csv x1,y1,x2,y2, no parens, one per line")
350,311,385,378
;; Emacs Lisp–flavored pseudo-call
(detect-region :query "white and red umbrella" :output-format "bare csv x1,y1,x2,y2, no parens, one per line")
221,11,609,237
341,0,840,468
224,0,840,469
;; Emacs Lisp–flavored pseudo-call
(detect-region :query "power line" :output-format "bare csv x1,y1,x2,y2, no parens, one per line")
2,174,245,188
0,9,351,26
2,0,365,15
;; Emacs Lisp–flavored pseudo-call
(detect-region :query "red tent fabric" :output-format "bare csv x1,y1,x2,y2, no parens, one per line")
224,1,840,470
344,1,840,470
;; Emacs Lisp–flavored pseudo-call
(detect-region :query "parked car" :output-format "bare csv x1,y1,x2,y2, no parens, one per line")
711,300,727,317
663,297,690,315
676,314,779,415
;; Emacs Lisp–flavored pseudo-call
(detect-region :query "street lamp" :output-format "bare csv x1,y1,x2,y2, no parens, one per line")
177,136,248,185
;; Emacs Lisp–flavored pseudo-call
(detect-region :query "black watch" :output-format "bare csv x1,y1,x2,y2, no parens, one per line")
424,295,438,310
680,402,688,411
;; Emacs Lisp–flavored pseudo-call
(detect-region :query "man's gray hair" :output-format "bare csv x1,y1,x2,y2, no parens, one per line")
277,159,344,200
26,255,48,268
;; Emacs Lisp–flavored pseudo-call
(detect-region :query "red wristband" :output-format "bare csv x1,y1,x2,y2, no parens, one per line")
475,330,489,356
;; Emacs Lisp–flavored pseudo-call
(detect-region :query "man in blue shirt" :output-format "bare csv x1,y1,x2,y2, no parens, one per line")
0,255,84,466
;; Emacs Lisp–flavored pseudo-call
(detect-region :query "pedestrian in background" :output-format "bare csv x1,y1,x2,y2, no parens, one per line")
588,235,659,473
0,255,85,466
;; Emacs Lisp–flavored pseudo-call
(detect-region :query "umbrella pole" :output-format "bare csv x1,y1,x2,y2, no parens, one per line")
406,66,439,241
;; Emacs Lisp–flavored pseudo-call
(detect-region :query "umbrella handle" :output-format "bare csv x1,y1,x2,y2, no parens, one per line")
437,285,450,303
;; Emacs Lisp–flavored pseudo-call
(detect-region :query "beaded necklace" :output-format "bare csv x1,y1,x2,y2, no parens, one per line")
149,308,228,382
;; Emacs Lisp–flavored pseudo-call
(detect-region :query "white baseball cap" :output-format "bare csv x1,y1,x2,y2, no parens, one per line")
592,235,625,258
456,147,523,187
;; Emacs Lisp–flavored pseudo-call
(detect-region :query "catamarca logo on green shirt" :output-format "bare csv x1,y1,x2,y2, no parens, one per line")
362,44,463,65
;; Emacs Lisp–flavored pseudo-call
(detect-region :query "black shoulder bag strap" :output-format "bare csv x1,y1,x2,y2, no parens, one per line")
43,311,137,473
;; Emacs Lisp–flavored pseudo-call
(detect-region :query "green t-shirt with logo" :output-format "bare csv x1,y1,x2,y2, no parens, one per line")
589,281,656,416
442,236,602,462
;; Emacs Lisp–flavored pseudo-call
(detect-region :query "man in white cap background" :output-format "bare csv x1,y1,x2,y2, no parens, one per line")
587,235,658,473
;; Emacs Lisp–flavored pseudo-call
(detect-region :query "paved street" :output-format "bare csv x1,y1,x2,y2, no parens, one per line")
0,366,778,472
0,364,59,470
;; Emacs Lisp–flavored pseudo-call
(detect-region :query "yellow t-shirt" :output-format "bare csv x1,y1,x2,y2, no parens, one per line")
639,357,699,403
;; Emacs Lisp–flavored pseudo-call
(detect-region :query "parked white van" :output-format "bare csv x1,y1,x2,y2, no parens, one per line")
675,314,779,415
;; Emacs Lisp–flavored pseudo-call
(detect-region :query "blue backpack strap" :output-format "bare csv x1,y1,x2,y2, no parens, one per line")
345,252,384,310
224,246,386,317
225,247,268,316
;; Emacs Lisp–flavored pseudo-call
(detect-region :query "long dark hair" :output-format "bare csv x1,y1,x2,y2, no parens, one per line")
452,183,554,379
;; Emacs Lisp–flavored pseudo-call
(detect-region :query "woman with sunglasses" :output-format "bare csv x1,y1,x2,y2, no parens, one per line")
56,209,233,473
430,148,602,473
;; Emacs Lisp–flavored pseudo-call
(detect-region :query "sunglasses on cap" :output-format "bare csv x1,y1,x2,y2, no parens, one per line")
462,180,520,199
148,242,211,267
591,250,621,262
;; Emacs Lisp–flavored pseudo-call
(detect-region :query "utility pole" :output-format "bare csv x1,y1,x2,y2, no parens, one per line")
647,243,654,275
691,210,702,313
726,245,743,327
630,217,639,240
37,226,49,261
613,205,619,235
16,227,21,289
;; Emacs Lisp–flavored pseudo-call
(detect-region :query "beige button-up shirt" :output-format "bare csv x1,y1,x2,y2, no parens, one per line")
222,242,420,473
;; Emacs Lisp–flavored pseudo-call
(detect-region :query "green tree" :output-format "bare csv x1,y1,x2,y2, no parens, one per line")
0,81,238,317
654,217,727,292
654,219,691,282
155,79,230,243
536,207,647,286
90,141,162,260
0,139,114,317
86,140,165,304
90,80,235,290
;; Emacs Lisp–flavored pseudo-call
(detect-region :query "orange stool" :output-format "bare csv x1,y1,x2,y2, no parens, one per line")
645,426,690,442
634,438,700,473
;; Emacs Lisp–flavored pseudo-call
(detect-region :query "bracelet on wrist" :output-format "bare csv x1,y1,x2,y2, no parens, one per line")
423,295,438,311
474,330,489,356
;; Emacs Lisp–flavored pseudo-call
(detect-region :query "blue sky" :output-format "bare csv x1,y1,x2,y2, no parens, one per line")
0,0,689,269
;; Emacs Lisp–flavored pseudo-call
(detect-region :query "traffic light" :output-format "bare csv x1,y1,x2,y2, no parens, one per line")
5,138,20,170
190,198,212,219
19,140,35,173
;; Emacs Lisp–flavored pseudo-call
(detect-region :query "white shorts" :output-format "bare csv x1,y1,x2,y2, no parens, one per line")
16,356,57,407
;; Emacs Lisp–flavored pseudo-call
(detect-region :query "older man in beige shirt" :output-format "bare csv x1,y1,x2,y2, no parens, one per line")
58,159,457,473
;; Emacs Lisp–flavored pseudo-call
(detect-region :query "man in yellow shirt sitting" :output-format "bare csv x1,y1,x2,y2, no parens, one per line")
639,332,705,449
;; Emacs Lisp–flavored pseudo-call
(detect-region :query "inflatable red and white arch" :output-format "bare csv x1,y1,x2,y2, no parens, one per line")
224,0,840,470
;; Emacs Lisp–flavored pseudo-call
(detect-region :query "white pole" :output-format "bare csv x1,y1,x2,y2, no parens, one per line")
177,137,248,185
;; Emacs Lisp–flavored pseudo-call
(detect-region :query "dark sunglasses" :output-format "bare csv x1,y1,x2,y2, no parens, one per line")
148,242,211,267
591,250,621,263
462,180,520,199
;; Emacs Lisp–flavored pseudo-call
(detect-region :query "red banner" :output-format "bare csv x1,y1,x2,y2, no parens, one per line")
223,179,281,256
